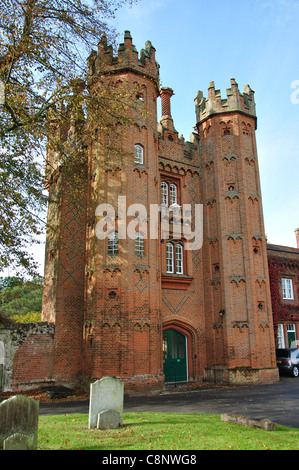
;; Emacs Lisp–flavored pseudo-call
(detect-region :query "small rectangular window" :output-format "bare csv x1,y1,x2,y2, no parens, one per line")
134,144,143,164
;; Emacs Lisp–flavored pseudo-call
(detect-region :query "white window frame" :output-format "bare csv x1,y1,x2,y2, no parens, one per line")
161,181,168,205
277,324,285,348
134,144,143,164
282,278,294,300
166,242,184,274
108,232,118,255
166,242,174,273
175,243,184,274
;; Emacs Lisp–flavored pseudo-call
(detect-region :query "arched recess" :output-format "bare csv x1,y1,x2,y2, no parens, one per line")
162,321,196,383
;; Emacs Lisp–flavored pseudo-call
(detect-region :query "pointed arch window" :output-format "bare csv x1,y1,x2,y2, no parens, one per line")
161,177,180,206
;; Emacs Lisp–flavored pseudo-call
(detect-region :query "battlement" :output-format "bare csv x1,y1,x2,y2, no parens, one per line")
195,78,256,125
87,31,160,84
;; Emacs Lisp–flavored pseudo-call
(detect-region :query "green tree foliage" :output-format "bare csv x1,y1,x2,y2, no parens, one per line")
0,275,23,291
0,276,42,321
0,0,137,276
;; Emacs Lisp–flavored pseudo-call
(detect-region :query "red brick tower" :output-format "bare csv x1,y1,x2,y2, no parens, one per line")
82,31,164,393
195,79,279,384
42,80,88,386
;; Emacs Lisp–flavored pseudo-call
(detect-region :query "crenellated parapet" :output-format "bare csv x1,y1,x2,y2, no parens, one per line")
87,31,160,87
195,78,256,128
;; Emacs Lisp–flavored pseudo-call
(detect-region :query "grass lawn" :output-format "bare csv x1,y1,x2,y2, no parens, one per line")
37,412,299,450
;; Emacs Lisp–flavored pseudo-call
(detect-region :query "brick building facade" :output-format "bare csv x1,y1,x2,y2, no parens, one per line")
1,31,286,394
267,231,299,350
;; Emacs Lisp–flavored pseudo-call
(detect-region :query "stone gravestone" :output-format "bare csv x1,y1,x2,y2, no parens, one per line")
0,395,39,450
97,409,121,430
88,377,124,429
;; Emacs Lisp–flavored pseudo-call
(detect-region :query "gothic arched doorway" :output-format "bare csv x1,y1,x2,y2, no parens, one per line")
163,329,187,382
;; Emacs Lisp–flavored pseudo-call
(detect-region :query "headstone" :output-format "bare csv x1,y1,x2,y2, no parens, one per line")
0,395,39,450
89,377,124,429
97,409,121,429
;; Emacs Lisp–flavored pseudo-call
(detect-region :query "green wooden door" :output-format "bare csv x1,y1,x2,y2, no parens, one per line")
287,324,296,348
163,329,187,382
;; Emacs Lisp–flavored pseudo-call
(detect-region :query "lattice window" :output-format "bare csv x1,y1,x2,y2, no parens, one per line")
108,232,118,255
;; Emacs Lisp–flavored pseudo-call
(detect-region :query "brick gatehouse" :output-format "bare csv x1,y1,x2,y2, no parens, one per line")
1,32,281,395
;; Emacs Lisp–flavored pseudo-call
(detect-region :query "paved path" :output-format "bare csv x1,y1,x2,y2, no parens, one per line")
39,376,299,428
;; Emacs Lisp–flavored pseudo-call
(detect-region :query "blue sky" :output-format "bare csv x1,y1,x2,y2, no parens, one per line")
111,0,299,248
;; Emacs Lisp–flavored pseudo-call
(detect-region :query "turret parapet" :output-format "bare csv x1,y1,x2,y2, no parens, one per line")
195,78,256,126
87,31,160,84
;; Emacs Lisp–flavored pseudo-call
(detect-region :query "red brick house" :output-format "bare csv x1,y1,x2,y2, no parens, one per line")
268,231,299,349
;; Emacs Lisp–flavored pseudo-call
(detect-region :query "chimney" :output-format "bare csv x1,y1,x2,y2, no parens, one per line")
295,228,299,248
160,87,175,132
